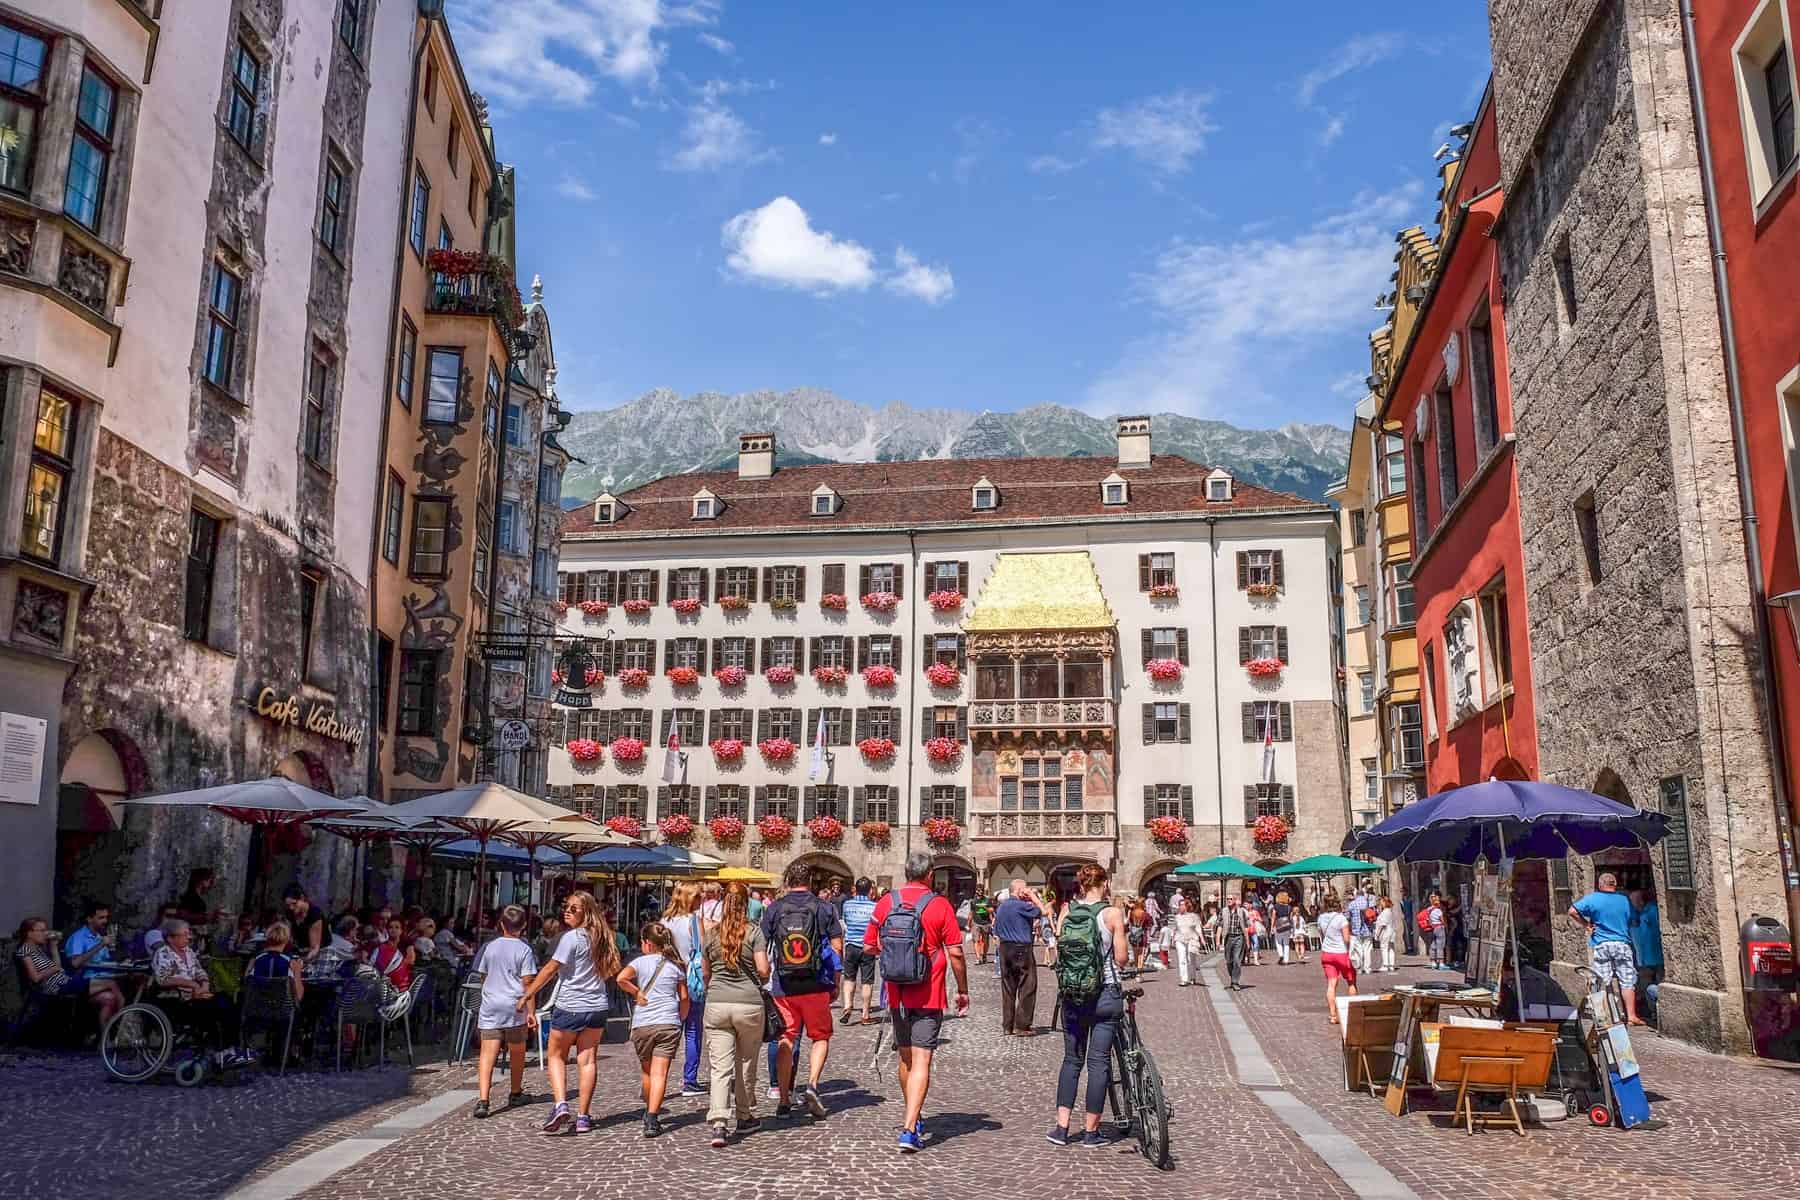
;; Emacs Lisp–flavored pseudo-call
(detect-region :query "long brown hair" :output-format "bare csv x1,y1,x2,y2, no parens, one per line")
716,882,752,964
563,891,621,978
662,882,701,920
640,921,683,967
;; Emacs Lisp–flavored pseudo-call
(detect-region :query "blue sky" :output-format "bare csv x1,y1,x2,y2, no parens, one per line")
446,2,1492,429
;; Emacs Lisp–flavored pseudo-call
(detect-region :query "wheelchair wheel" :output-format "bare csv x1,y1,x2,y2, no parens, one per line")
174,1055,208,1088
102,1003,174,1083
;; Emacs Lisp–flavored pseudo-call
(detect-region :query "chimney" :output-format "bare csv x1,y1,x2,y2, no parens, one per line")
1116,415,1151,469
738,432,775,480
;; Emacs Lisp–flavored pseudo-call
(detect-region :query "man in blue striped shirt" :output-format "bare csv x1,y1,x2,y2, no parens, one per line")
838,878,880,1024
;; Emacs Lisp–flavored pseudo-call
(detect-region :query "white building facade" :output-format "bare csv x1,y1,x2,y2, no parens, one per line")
550,423,1349,900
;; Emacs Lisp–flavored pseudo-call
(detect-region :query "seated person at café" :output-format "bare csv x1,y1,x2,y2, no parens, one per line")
413,917,441,962
435,918,476,960
61,901,129,1018
248,921,305,1004
176,868,222,925
152,919,238,1044
328,914,361,958
371,918,414,998
132,904,182,958
15,916,125,1026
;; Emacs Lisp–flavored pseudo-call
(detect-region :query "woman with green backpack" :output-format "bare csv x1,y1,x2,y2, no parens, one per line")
1047,863,1130,1147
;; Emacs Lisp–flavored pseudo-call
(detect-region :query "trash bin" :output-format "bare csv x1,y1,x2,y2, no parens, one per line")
1741,915,1796,992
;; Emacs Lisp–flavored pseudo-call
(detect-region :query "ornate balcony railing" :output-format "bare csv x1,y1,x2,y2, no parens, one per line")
972,809,1115,840
968,697,1113,732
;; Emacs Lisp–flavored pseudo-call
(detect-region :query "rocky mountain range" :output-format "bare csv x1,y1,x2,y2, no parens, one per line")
558,388,1351,502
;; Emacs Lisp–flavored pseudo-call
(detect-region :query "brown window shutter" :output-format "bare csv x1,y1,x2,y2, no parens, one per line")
705,785,719,820
891,637,902,673
808,637,822,671
855,708,867,740
1282,785,1296,824
757,709,770,741
1239,628,1252,664
648,570,660,604
753,786,767,821
1241,702,1256,742
1276,627,1289,662
956,635,967,672
1180,785,1195,825
1273,550,1285,588
656,785,669,819
858,564,871,596
958,561,970,595
1235,552,1248,589
706,709,717,742
712,569,723,602
1139,554,1151,591
806,707,819,743
921,634,933,666
1143,784,1156,813
953,787,967,825
921,706,935,742
955,706,967,741
835,707,851,745
1178,704,1192,743
1176,628,1189,665
853,786,867,824
1279,703,1293,742
698,567,710,601
822,563,841,596
659,709,673,746
918,786,930,821
893,563,904,598
1244,785,1257,826
1141,629,1154,665
856,636,870,671
803,786,817,821
1142,702,1156,744
711,638,723,674
796,565,807,601
748,567,759,603
698,640,710,675
761,637,773,670
745,639,758,674
662,640,673,672
762,566,774,601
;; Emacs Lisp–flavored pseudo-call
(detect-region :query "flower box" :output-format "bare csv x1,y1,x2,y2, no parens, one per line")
609,736,646,764
710,737,745,763
1246,582,1280,599
566,737,604,763
812,665,847,686
805,815,844,844
1148,583,1180,600
718,595,751,611
922,817,961,846
758,736,798,763
861,663,897,688
670,597,703,616
617,667,651,689
763,664,796,686
658,813,695,844
857,737,896,762
757,814,795,845
666,666,700,687
1246,657,1284,679
768,596,797,612
1252,814,1289,848
819,593,848,611
924,661,961,688
605,814,643,840
579,599,609,616
622,598,653,615
926,590,964,611
425,248,527,330
1147,816,1189,847
1146,657,1184,682
714,665,747,688
924,736,962,764
860,591,899,613
709,815,745,845
857,820,892,846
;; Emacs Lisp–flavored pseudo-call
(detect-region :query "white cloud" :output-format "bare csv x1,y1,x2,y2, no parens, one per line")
1086,184,1424,417
1319,113,1346,147
697,31,734,55
1029,153,1083,174
557,173,598,201
1090,90,1217,174
721,197,877,293
448,0,721,107
885,247,955,305
666,97,770,171
1298,33,1405,106
819,131,838,146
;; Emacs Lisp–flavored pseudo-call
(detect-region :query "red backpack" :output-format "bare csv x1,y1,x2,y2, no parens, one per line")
1416,908,1433,933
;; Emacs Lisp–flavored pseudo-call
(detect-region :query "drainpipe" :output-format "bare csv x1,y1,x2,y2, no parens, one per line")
1208,517,1225,855
905,529,919,862
1680,0,1800,954
364,13,435,798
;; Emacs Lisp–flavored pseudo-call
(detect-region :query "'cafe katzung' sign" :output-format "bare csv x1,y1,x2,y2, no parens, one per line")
253,687,365,747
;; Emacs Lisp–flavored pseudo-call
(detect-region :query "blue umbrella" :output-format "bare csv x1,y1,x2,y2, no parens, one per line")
1344,778,1668,864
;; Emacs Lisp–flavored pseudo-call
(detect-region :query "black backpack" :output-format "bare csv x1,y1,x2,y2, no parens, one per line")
773,898,821,984
877,888,936,985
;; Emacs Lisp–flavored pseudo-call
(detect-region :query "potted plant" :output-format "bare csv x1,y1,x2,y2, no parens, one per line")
860,591,899,613
1146,657,1184,682
756,814,795,845
579,599,609,616
710,737,745,763
763,664,796,686
1148,583,1180,600
812,664,847,686
622,598,653,615
670,597,703,616
857,736,896,762
605,814,643,840
805,815,844,845
709,814,745,845
666,666,700,687
714,665,747,688
566,738,604,763
758,736,798,763
617,667,651,689
553,599,569,615
1247,581,1280,599
658,812,695,844
1246,657,1284,679
861,663,897,688
819,593,848,611
719,594,750,611
926,589,964,611
924,736,961,764
1252,814,1289,848
922,816,961,846
1147,815,1188,847
609,736,646,764
924,661,960,688
769,596,797,612
857,820,892,846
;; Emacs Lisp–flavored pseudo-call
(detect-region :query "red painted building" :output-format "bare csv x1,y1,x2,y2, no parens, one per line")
1687,0,1800,943
1380,91,1539,795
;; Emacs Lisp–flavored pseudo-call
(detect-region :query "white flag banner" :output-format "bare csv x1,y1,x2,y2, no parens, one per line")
1261,725,1276,784
809,711,828,781
662,731,682,785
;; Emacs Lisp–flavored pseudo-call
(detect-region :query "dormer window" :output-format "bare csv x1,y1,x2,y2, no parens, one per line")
593,492,624,524
811,484,839,516
597,502,614,523
1205,469,1233,503
1102,473,1128,505
692,488,720,520
971,476,997,511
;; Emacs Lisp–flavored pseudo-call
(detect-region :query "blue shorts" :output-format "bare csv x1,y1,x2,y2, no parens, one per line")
550,1007,609,1034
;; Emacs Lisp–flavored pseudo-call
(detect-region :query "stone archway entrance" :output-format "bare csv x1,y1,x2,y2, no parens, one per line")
788,851,854,892
55,729,149,927
930,854,978,908
983,855,1097,905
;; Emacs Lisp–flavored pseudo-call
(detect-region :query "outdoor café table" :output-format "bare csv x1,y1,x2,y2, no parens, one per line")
1381,983,1501,1111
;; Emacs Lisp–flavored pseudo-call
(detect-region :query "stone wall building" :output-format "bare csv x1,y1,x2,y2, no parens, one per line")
1489,0,1786,1050
549,422,1349,902
0,0,413,932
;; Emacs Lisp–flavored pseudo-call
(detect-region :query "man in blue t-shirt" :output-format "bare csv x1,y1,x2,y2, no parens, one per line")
837,877,880,1026
995,880,1047,1036
1569,872,1644,1025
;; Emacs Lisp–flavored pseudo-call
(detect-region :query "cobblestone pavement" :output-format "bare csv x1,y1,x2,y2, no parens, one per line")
5,948,1797,1199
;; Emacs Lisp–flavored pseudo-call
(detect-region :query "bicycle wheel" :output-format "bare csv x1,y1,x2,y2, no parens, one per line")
1133,1046,1171,1169
1110,1036,1135,1133
102,1003,173,1083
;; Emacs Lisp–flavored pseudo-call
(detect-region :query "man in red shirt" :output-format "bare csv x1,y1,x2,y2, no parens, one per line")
864,851,970,1153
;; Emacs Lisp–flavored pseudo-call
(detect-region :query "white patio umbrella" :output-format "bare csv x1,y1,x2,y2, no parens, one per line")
385,783,584,923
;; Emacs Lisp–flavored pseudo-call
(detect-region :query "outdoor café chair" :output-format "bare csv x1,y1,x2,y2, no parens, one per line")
531,977,560,1068
449,971,485,1066
379,975,426,1068
333,976,382,1072
239,975,297,1075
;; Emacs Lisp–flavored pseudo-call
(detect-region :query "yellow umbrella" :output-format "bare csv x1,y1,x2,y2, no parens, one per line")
713,866,778,886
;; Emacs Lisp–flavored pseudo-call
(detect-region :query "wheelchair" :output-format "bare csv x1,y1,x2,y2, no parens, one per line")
99,989,250,1086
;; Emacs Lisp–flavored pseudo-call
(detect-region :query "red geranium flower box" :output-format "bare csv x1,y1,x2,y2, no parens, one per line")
925,736,962,764
764,664,796,686
922,817,961,845
714,665,747,688
857,737,896,762
605,814,643,840
819,593,848,611
709,815,745,844
758,737,797,763
812,665,847,686
861,663,897,688
667,666,700,687
1146,657,1184,682
925,661,960,688
622,598,653,615
670,597,702,616
860,591,899,613
579,599,609,616
1148,816,1188,846
1246,657,1284,679
617,667,650,689
927,590,964,611
658,813,695,844
806,815,844,844
609,736,646,764
710,738,745,762
719,595,750,611
1253,814,1289,847
566,738,603,763
757,814,794,844
858,820,892,846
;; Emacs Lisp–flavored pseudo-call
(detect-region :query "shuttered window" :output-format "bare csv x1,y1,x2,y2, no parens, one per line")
821,563,846,597
624,569,658,602
1138,552,1176,590
1238,625,1288,662
672,567,707,602
1142,627,1188,664
856,785,894,824
1241,701,1293,742
763,636,799,668
1236,549,1285,589
1244,783,1296,825
1141,702,1190,744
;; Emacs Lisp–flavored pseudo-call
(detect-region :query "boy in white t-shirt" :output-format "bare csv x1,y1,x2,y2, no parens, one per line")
472,904,538,1119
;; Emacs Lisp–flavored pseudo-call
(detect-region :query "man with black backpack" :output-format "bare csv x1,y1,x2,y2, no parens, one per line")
864,850,969,1154
760,861,843,1121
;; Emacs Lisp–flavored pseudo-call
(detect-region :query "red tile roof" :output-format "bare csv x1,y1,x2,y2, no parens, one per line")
563,454,1325,538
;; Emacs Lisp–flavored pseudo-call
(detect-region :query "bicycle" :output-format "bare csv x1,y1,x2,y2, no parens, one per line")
1104,967,1171,1168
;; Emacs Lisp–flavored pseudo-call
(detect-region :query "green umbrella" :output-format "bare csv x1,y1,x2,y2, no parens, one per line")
1270,853,1376,876
1171,855,1277,879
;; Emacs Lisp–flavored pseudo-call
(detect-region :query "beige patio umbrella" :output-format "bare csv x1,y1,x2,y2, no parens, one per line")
386,783,585,923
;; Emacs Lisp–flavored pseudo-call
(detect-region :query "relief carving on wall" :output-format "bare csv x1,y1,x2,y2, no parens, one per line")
395,577,466,784
1444,600,1480,724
